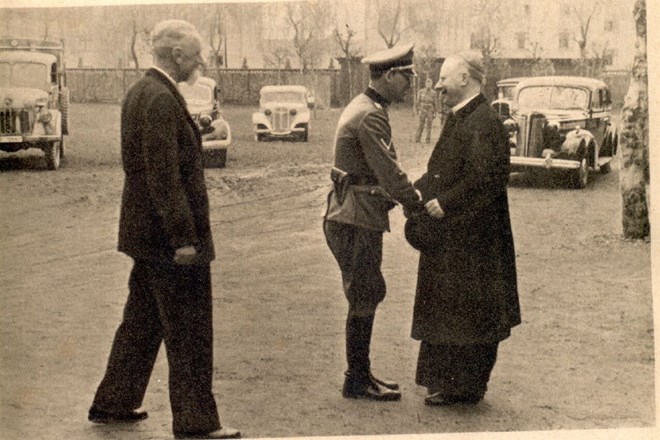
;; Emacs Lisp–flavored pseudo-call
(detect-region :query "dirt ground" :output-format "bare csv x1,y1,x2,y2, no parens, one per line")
0,103,655,440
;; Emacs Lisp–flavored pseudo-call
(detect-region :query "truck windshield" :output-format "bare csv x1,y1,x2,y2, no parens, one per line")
179,83,213,104
0,62,49,90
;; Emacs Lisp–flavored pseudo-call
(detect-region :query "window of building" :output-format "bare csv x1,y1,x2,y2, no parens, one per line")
559,32,570,49
603,49,616,66
604,19,615,32
470,33,480,50
516,32,528,49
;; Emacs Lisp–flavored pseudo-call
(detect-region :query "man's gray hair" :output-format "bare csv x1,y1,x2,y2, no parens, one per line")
151,19,199,59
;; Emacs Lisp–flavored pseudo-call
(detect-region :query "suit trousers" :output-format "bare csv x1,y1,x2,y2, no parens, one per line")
91,259,221,435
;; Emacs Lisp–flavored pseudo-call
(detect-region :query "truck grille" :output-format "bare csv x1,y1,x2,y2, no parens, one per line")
270,108,290,133
0,108,30,135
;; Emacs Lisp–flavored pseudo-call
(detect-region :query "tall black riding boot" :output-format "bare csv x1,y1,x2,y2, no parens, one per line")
342,315,400,401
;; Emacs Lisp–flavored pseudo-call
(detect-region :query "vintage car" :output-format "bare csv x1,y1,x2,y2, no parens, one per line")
504,76,618,188
0,38,69,170
252,85,313,142
179,76,231,168
491,77,524,121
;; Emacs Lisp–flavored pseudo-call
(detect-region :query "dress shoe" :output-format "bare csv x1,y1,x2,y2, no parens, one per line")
424,392,483,406
174,426,241,439
342,373,401,401
369,373,399,390
88,407,148,424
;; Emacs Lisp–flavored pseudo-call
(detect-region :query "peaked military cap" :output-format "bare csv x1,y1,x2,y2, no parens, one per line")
362,43,415,74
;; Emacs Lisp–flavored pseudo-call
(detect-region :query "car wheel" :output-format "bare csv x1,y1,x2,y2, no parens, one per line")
45,140,61,170
298,124,308,142
571,156,589,189
599,160,611,174
203,148,227,168
256,133,267,142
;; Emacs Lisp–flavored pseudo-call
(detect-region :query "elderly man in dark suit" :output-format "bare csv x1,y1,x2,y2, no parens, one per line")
87,20,240,439
409,51,521,406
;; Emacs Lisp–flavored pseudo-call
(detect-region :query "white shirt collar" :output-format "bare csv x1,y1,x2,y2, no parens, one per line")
151,65,178,87
452,93,480,114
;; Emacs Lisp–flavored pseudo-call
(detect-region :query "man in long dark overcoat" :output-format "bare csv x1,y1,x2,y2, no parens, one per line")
410,51,521,406
87,20,240,439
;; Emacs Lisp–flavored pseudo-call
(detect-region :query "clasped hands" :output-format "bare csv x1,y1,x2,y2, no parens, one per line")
174,245,198,265
412,190,444,219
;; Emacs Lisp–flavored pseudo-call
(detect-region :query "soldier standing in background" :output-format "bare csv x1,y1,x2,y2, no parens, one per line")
414,77,438,143
322,43,428,401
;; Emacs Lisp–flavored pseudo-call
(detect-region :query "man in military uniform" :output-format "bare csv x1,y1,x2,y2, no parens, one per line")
414,77,438,143
322,43,424,401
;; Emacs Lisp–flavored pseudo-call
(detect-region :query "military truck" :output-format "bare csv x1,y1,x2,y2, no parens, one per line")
0,38,69,170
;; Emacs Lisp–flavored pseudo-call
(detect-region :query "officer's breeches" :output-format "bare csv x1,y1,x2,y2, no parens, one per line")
323,220,386,316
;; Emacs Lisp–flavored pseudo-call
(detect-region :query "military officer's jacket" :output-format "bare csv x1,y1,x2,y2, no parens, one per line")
416,88,438,114
324,87,420,232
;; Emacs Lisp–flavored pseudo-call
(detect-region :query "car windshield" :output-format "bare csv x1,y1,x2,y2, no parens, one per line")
261,91,305,103
498,85,517,100
0,62,49,90
179,83,213,104
517,86,588,110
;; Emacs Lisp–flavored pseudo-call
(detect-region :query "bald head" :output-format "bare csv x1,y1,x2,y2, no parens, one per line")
445,50,485,84
436,50,484,107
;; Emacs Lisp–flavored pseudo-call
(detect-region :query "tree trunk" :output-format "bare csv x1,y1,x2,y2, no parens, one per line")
619,0,649,239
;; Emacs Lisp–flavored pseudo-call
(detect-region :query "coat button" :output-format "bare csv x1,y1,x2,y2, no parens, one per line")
433,174,440,178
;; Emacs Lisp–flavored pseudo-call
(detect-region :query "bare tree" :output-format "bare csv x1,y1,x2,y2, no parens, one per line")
129,17,150,70
470,0,504,60
208,4,224,68
375,0,403,48
571,0,602,60
333,24,360,99
619,0,649,239
263,46,292,84
285,1,329,72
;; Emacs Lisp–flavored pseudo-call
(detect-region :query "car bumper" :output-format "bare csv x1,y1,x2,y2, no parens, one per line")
202,139,230,149
510,155,581,171
0,134,61,143
254,127,305,136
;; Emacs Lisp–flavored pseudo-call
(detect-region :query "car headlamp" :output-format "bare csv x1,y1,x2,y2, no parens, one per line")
199,114,212,128
547,120,560,131
503,118,518,133
264,109,272,116
290,109,297,116
39,110,52,124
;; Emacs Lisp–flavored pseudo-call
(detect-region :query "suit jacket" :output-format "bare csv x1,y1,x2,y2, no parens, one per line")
324,87,420,232
410,93,521,345
117,68,215,264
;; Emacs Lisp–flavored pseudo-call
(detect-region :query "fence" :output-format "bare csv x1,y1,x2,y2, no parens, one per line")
67,68,342,108
67,65,632,110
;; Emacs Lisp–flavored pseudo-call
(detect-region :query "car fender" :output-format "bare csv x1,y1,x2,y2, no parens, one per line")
32,110,62,137
252,112,271,128
202,119,231,148
291,111,310,127
561,128,593,157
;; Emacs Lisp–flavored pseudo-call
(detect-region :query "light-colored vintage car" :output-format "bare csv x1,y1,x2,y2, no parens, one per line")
490,77,524,121
252,85,313,142
505,76,618,188
179,76,231,168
